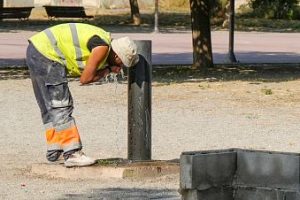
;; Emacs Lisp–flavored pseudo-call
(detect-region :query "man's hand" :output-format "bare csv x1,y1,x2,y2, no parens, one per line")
110,66,122,74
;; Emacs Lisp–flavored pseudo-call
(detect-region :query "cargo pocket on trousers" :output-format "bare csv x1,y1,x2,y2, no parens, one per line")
45,81,73,108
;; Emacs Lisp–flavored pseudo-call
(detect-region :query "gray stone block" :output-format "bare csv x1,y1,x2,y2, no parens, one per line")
181,187,234,200
235,187,285,200
180,150,236,190
180,153,193,189
236,150,300,190
285,191,300,200
198,187,234,200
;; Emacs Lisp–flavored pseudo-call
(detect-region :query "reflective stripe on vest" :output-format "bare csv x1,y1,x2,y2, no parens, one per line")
44,29,67,66
69,23,85,69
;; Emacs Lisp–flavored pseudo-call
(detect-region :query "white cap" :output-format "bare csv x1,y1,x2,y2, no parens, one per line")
111,37,139,67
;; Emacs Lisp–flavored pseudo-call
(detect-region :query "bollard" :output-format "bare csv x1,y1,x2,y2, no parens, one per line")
128,40,152,161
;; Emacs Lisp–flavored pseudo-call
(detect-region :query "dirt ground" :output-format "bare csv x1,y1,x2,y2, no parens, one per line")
0,67,300,199
1,3,300,198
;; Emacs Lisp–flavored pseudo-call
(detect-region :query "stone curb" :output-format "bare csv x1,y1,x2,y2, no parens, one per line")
31,160,179,180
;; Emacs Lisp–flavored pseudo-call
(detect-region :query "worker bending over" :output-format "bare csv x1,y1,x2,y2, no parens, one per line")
26,23,139,167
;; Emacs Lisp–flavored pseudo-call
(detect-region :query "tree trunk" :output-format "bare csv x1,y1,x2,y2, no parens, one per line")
189,0,214,70
129,0,141,25
0,0,3,21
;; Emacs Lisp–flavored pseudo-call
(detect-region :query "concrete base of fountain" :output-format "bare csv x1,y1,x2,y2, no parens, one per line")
31,158,179,180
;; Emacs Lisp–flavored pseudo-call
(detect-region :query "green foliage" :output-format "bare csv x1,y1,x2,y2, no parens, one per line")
159,0,190,11
248,0,300,19
210,0,229,17
236,18,300,32
159,0,229,19
261,88,273,95
293,5,300,19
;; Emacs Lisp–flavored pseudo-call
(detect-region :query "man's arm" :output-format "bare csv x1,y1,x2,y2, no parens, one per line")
80,46,109,84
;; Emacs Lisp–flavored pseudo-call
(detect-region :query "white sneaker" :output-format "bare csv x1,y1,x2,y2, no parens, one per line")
64,151,96,168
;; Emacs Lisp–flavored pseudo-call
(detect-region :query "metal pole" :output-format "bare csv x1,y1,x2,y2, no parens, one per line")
228,0,237,63
128,40,152,161
154,0,159,33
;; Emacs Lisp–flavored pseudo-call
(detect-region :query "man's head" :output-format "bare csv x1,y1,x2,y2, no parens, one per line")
111,37,139,67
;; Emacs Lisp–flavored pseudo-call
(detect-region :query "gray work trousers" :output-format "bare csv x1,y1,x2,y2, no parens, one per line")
26,43,82,161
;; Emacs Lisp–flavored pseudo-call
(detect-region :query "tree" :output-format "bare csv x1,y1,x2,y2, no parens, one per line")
0,0,3,21
189,0,214,70
129,0,141,25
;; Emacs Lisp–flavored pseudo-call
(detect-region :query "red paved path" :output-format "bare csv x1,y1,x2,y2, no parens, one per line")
1,31,300,66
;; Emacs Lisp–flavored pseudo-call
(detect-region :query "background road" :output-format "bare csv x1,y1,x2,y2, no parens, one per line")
1,30,300,66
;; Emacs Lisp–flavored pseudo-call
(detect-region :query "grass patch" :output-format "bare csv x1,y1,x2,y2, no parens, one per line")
152,64,300,83
96,158,128,166
236,18,300,32
261,88,273,95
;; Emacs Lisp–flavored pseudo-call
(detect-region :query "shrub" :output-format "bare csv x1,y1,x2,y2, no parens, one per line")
248,0,300,19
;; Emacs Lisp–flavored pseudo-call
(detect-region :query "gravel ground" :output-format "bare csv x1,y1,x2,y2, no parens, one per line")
1,72,300,199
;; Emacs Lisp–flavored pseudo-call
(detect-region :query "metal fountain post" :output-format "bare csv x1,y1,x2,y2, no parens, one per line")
128,40,152,161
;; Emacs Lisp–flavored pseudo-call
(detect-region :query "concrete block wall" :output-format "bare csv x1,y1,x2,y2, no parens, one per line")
236,150,300,190
180,150,237,190
2,0,152,8
50,0,82,6
234,187,299,200
3,0,249,10
3,0,34,7
34,0,50,7
180,149,300,200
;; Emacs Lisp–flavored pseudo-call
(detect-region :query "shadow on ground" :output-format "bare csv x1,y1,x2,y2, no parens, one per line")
2,64,300,83
153,51,300,65
153,64,300,84
58,187,180,200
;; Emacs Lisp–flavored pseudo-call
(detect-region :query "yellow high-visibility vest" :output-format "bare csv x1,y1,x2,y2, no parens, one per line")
29,23,111,76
